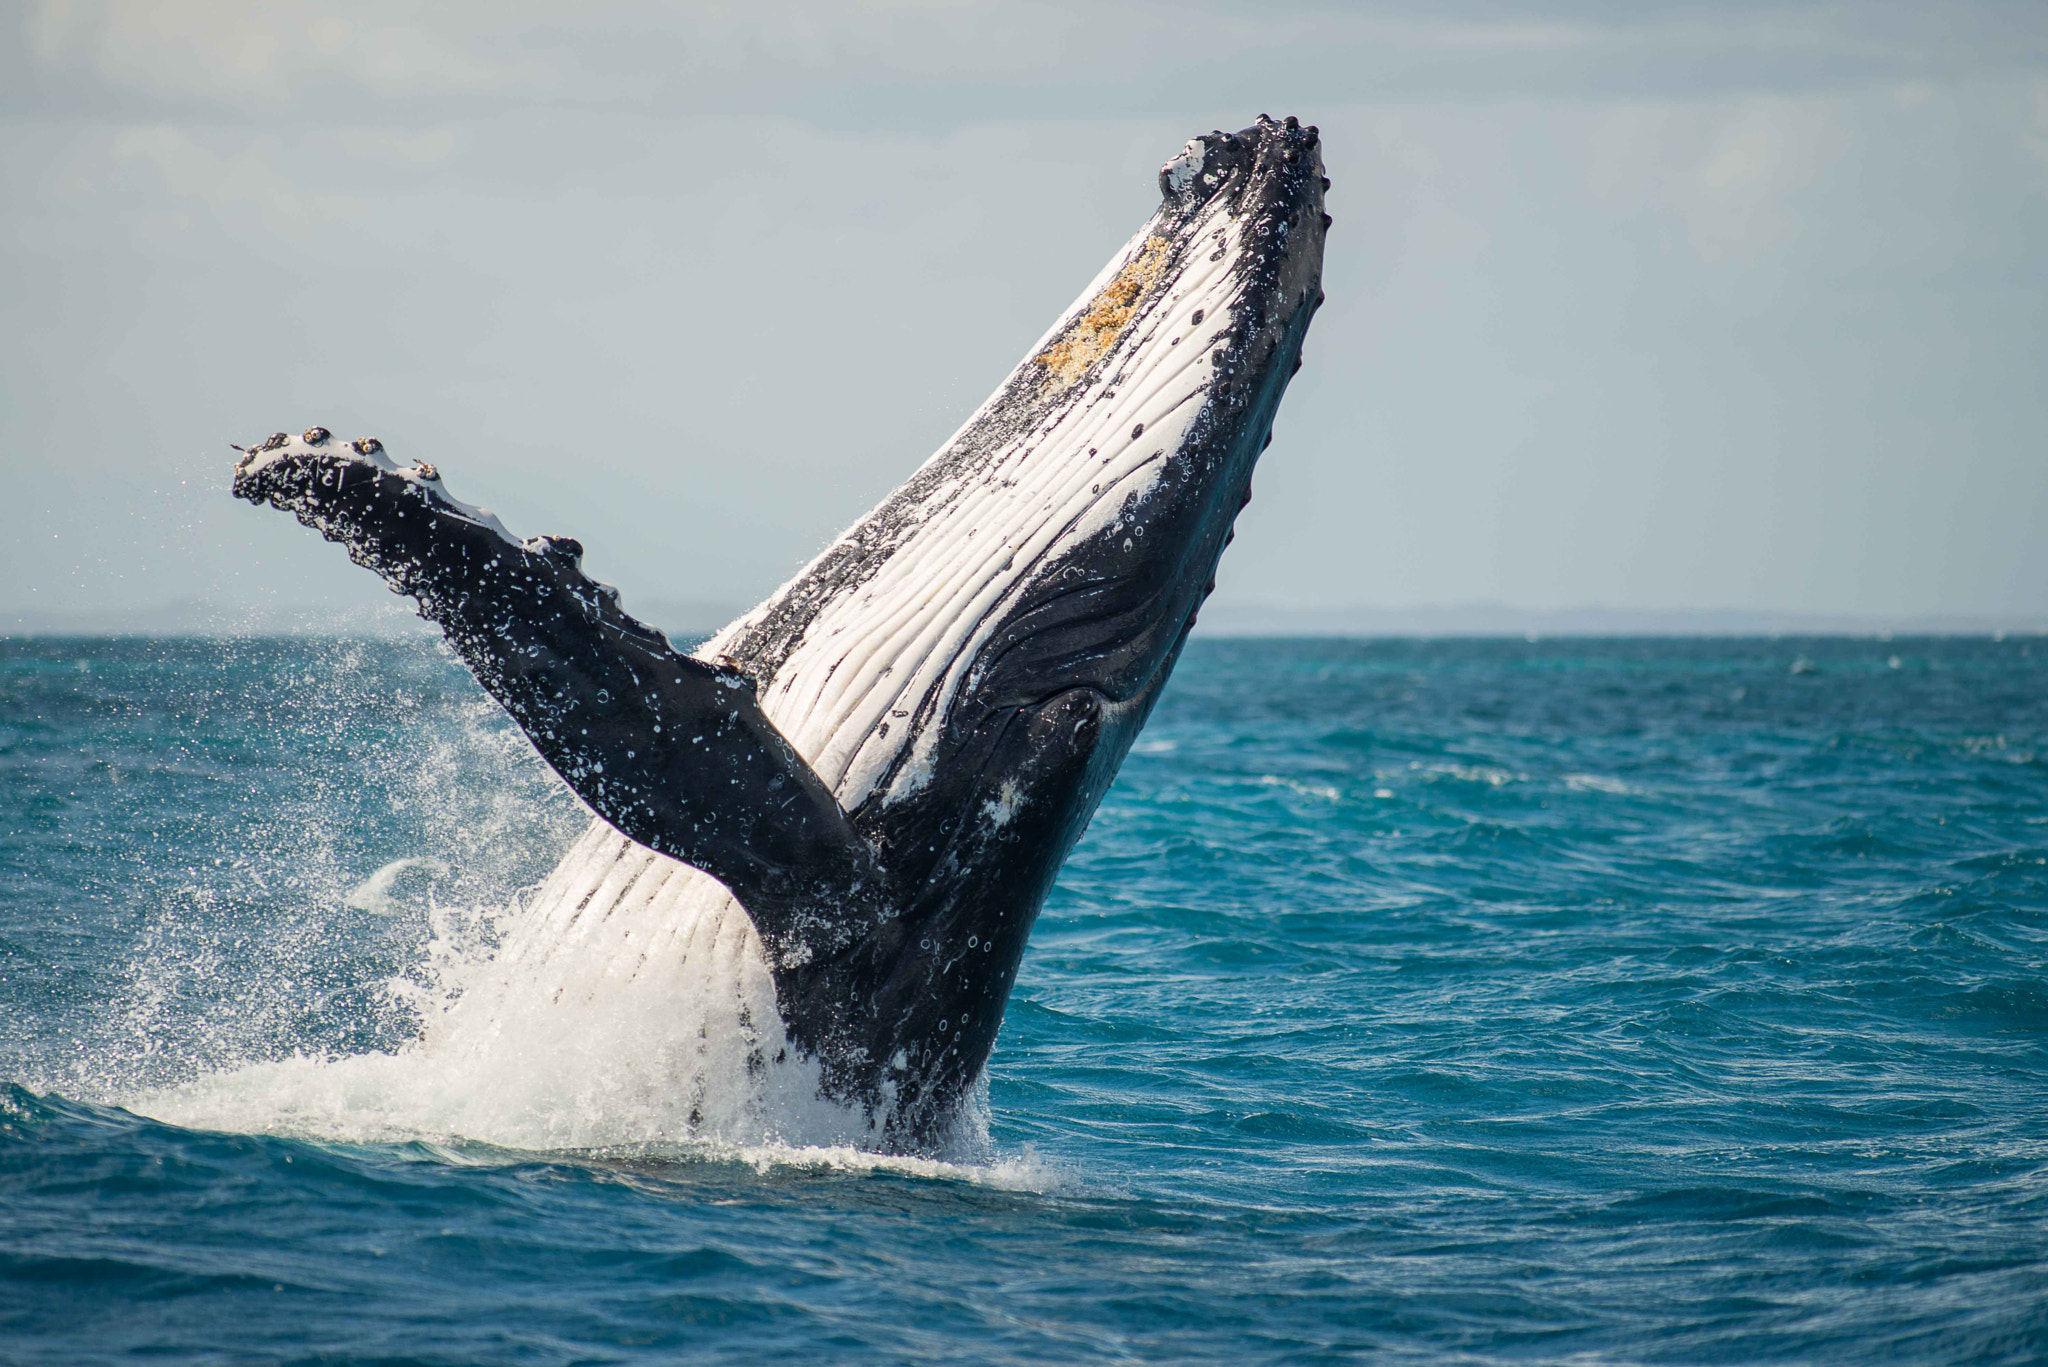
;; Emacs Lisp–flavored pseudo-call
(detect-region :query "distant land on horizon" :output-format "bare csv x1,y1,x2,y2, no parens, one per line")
1192,602,2048,639
5,597,2043,641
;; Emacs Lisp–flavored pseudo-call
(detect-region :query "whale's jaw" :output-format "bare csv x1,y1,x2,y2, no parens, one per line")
232,115,1327,1153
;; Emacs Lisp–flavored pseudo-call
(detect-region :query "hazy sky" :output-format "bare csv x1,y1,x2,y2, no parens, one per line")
5,1,2045,627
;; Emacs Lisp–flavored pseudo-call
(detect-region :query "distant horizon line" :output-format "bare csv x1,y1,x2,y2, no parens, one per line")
4,596,2043,640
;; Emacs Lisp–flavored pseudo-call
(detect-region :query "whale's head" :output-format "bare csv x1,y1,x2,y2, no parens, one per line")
730,113,1328,789
860,114,1328,804
961,113,1328,777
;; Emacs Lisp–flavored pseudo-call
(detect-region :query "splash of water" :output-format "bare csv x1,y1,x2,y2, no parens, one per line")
134,851,987,1160
82,638,991,1165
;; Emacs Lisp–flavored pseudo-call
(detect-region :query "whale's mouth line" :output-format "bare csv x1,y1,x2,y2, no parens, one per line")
228,113,1327,1155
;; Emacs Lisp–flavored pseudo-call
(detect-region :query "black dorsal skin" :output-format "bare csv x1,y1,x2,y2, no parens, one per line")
234,116,1327,1152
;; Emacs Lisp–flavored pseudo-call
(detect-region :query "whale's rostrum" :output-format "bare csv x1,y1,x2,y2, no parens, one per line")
233,115,1328,1152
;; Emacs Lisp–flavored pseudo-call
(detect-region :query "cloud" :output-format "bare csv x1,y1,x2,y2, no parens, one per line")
2026,76,2048,174
23,0,525,107
112,125,371,231
10,0,2045,129
1587,93,1852,263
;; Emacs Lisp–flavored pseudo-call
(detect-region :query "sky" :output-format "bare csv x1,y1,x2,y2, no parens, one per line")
4,0,2045,631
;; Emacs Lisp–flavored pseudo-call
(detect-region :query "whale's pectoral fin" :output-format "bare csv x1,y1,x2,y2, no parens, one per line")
231,434,883,948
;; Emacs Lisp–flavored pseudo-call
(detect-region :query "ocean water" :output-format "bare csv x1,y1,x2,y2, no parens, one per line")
3,634,2045,1364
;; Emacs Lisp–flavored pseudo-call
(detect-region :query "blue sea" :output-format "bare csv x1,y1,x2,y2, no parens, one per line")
4,634,2046,1364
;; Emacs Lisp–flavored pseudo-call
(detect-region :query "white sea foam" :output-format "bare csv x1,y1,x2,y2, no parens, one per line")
344,857,451,914
120,806,995,1165
78,642,888,1163
128,916,1025,1175
1564,773,1637,796
128,843,903,1157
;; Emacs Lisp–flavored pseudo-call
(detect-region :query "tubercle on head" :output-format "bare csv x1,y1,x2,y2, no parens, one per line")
1157,114,1327,213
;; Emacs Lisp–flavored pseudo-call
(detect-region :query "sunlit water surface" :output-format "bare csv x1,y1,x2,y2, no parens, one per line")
3,635,2045,1364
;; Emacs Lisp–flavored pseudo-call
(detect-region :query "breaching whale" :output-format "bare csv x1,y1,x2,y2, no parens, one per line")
233,115,1327,1152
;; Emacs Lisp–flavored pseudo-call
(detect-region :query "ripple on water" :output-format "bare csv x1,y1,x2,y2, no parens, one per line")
2,636,2046,1363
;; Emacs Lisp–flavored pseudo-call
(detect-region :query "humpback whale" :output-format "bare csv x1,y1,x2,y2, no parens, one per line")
232,115,1327,1152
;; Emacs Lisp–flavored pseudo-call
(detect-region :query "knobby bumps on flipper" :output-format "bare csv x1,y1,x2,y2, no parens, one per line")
230,428,886,955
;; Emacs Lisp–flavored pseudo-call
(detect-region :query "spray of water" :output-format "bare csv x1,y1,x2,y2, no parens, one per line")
80,637,1008,1176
